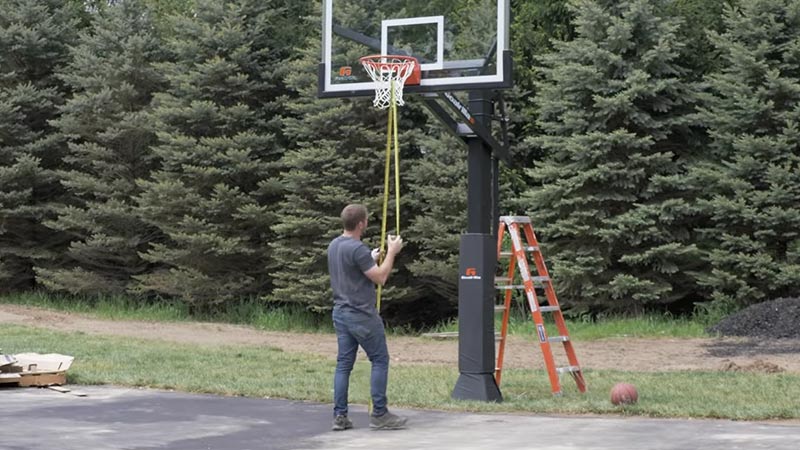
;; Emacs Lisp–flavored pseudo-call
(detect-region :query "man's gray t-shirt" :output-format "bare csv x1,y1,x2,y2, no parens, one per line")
328,235,377,315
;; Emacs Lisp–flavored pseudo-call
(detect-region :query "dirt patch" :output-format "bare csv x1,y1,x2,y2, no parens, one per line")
2,303,800,373
708,297,800,339
704,337,800,357
719,359,785,374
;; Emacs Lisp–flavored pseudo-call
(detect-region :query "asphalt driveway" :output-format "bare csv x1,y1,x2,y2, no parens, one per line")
1,385,799,450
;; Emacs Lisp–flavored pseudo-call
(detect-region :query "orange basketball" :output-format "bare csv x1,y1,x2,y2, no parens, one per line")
610,382,638,405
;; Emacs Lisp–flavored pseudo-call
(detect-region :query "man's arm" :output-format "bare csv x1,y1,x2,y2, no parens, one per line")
364,235,403,286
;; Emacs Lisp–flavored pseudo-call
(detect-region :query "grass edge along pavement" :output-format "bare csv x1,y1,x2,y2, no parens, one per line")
3,325,799,421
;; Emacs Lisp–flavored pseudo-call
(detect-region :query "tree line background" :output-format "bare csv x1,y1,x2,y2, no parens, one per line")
1,0,798,327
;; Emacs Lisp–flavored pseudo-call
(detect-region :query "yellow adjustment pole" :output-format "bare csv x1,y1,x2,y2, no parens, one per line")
376,80,396,313
393,97,401,235
371,80,399,414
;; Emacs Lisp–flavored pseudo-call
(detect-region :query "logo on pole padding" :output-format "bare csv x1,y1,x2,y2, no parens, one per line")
461,267,481,280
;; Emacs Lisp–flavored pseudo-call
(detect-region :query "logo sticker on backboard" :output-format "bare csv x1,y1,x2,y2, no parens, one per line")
334,66,357,82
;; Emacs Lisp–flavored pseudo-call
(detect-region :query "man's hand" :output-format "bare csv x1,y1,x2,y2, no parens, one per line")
364,235,403,286
387,234,403,255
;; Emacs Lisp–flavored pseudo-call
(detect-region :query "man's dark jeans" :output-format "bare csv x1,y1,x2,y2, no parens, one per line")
332,305,389,417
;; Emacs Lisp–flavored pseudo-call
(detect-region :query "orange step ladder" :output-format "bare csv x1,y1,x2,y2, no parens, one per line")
494,216,587,395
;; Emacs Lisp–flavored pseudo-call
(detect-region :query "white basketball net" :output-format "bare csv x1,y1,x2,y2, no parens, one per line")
360,56,416,109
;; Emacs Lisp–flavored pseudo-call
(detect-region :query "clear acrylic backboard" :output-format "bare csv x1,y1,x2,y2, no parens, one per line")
319,0,512,98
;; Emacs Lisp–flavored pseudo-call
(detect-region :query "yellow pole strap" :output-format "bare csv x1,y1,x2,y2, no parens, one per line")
393,97,401,235
376,80,402,312
371,80,401,415
376,82,394,312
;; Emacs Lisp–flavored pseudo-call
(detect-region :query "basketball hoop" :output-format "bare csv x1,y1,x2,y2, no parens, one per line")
359,55,420,109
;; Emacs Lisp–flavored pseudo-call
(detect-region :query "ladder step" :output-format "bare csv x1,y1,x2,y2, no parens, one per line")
494,276,523,290
499,246,539,257
494,305,507,312
495,276,549,289
539,305,560,312
500,216,531,224
548,335,570,343
556,365,581,374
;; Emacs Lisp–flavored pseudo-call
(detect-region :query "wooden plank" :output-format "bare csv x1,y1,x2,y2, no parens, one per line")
48,386,72,393
17,372,66,387
1,364,23,374
421,331,459,340
0,373,22,384
1,354,17,367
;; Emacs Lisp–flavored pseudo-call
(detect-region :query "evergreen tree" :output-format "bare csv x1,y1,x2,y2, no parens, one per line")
513,0,575,94
523,0,703,313
0,0,87,292
402,131,466,312
35,0,166,295
691,0,800,309
667,0,732,78
132,0,307,310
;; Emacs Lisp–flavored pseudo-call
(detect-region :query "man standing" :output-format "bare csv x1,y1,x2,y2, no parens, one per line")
327,203,407,431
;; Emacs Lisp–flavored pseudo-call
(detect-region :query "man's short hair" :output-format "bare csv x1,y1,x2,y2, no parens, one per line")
341,204,368,231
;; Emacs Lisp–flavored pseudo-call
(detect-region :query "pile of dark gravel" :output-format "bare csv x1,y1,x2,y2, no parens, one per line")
707,297,800,339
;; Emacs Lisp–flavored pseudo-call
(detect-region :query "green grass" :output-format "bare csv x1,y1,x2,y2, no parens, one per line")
426,308,708,340
3,325,798,420
1,291,189,322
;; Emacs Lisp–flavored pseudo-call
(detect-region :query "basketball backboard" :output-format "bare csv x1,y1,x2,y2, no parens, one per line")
319,0,511,98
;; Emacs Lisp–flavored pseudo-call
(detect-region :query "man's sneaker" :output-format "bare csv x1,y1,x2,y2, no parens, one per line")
369,410,407,430
331,415,353,431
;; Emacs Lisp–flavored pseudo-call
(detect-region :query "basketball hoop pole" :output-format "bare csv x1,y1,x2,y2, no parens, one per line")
450,90,503,403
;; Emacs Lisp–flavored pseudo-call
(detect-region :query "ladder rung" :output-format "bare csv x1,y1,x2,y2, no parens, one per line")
496,285,525,290
548,335,569,343
494,276,524,290
500,216,531,224
556,365,581,374
494,305,507,312
539,305,560,312
495,276,549,288
499,246,539,257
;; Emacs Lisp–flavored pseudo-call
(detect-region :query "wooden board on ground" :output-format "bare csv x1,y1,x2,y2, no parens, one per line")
421,331,459,340
17,372,67,387
0,373,22,384
48,386,71,393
